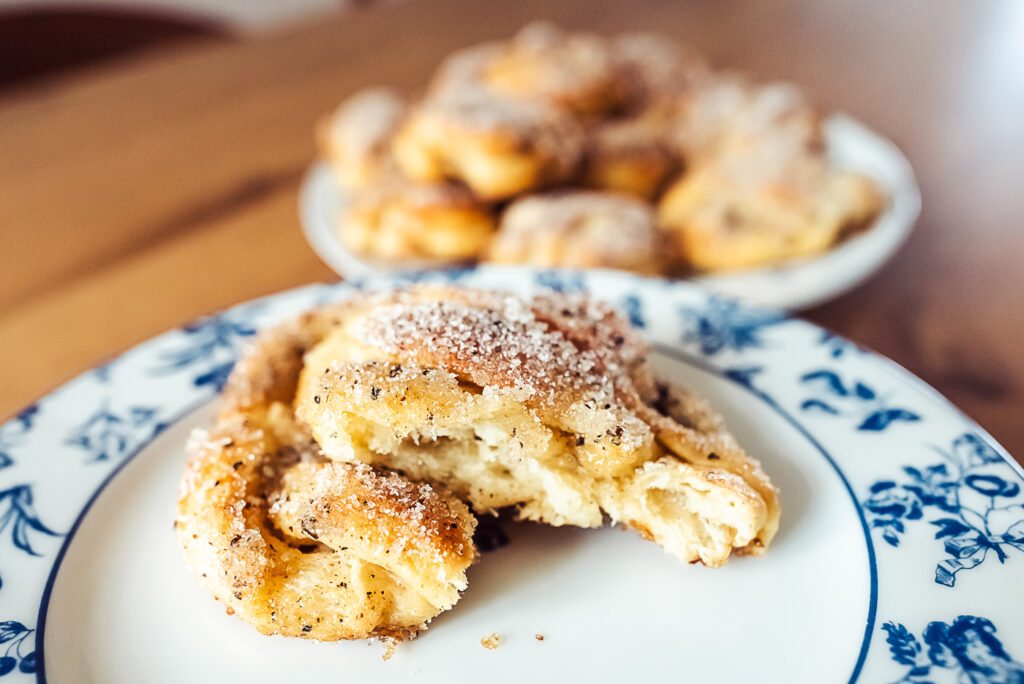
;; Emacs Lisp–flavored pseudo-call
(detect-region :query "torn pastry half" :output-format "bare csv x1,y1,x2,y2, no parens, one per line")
175,322,477,641
294,286,780,567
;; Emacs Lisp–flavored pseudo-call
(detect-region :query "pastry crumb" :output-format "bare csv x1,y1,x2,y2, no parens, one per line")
381,637,397,660
481,633,502,649
534,634,544,641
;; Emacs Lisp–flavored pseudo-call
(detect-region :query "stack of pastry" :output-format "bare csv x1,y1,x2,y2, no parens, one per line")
177,287,780,641
318,23,883,274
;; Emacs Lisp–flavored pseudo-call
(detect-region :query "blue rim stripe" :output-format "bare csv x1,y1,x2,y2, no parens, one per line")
33,346,878,681
13,270,1022,682
34,397,211,684
654,344,878,684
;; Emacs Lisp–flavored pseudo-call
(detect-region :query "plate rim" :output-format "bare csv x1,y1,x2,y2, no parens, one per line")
0,266,1018,683
34,341,882,683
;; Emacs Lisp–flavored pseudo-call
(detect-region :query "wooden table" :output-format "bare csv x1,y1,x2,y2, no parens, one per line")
2,0,1022,464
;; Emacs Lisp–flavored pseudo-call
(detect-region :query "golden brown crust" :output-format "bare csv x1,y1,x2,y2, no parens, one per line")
580,105,680,200
338,177,496,261
430,23,631,117
481,22,632,117
177,310,477,641
392,86,585,201
317,87,406,189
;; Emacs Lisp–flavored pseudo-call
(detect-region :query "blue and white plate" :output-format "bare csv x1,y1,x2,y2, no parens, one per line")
300,115,922,311
2,267,1020,683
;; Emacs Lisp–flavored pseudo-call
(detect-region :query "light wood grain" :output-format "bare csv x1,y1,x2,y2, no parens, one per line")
1,0,1021,463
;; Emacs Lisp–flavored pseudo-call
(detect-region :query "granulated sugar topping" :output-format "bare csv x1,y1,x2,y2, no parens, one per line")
354,287,647,414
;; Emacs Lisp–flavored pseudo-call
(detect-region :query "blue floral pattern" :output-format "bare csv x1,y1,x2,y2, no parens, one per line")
0,486,60,590
723,365,764,389
0,269,1018,682
0,621,35,676
152,306,261,391
622,294,645,329
679,296,785,355
534,270,586,293
865,433,1024,586
800,369,922,431
64,404,165,463
0,408,36,471
883,615,1024,683
819,330,864,358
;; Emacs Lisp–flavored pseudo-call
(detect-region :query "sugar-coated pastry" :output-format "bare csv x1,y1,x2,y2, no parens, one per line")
392,87,585,201
317,88,406,188
480,22,631,117
659,140,884,270
612,32,710,106
176,318,477,641
580,105,680,200
315,26,886,276
487,191,671,275
430,23,630,117
671,73,824,162
295,287,780,567
338,178,496,261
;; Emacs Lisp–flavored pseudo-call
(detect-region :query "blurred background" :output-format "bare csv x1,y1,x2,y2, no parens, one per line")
1,0,1022,461
0,0,344,90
